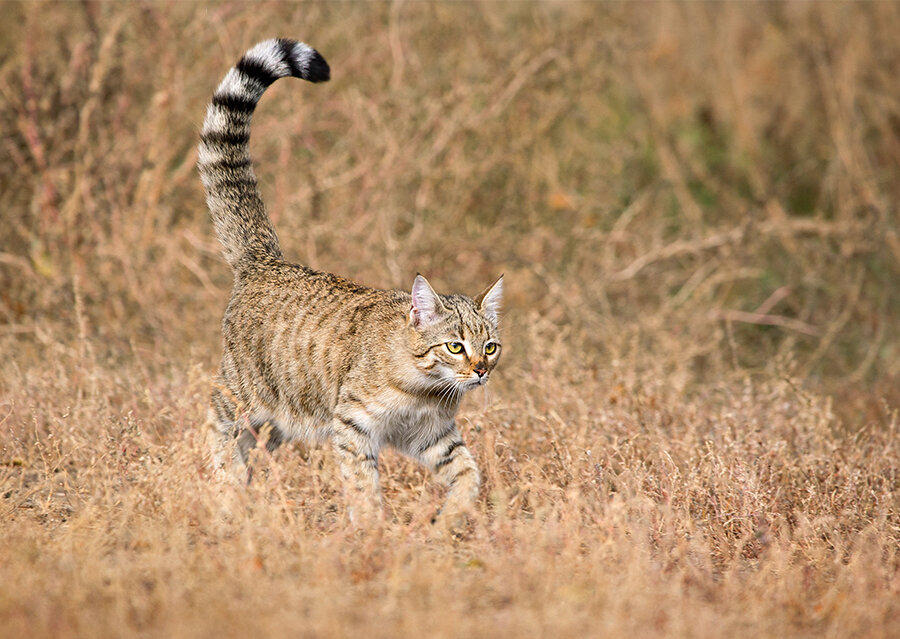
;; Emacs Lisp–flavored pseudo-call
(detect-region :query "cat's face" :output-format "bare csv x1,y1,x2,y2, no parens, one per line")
408,275,503,396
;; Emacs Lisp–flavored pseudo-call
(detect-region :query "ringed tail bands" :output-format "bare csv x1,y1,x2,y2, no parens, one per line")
197,38,330,271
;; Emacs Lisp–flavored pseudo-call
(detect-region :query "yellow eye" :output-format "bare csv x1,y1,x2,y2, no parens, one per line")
446,342,464,354
484,342,498,355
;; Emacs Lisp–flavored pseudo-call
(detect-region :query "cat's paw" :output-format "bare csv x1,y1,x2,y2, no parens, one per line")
431,509,473,539
346,501,385,532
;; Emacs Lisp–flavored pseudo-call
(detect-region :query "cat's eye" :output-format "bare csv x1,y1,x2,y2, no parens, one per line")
446,342,464,355
484,342,499,355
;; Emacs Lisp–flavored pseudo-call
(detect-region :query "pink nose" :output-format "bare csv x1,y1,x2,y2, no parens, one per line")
474,367,487,378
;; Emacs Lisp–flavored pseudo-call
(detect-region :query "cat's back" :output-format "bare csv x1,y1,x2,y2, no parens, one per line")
223,260,409,355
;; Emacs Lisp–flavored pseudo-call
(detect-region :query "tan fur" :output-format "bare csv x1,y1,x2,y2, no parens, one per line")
199,39,503,524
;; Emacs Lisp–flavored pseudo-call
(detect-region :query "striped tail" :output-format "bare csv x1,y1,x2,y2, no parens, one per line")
198,38,330,271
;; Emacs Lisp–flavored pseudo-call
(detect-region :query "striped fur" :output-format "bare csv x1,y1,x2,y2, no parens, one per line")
200,39,504,527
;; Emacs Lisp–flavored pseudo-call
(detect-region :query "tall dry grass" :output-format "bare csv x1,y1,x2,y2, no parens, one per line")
2,2,900,637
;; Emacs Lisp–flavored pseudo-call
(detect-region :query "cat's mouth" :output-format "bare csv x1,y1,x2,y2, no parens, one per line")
461,375,488,389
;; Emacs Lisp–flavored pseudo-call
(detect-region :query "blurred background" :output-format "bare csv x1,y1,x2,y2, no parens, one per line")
2,1,899,424
4,5,900,636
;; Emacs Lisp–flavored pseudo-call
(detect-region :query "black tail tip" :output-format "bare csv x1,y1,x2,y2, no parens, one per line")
305,50,330,83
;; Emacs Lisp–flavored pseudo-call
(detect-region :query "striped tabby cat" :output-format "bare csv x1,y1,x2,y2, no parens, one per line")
198,39,503,524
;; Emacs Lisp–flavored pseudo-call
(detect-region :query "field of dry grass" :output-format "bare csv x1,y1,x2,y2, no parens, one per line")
3,2,900,637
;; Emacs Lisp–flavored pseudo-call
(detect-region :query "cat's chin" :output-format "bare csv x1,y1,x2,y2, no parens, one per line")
460,377,487,391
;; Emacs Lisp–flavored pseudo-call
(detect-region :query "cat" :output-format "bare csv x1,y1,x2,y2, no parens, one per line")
198,38,503,525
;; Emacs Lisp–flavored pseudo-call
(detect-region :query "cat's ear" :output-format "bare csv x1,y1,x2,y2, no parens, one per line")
474,274,503,325
409,274,445,329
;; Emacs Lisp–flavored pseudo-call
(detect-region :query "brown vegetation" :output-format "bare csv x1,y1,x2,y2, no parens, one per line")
2,2,900,637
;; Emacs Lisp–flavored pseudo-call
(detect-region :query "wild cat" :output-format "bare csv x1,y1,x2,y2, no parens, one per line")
198,38,503,524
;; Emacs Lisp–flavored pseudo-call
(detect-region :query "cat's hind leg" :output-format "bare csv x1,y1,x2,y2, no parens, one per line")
209,387,285,484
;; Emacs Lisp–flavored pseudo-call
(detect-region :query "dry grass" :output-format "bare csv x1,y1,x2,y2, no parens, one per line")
3,2,900,637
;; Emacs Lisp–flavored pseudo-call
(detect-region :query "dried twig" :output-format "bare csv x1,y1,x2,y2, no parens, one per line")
710,309,820,337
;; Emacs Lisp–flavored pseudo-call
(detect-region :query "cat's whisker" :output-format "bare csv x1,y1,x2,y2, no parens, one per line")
433,380,454,407
439,381,460,408
453,384,464,406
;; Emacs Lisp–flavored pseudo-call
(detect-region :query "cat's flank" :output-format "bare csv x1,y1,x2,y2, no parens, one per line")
198,38,503,524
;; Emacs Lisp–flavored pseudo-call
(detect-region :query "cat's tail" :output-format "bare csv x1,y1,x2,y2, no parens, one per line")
198,39,330,271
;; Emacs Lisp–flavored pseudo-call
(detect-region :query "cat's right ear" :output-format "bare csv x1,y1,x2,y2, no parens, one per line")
409,274,444,329
474,274,503,325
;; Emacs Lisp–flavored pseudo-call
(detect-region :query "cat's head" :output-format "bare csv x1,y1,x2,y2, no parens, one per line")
407,274,503,396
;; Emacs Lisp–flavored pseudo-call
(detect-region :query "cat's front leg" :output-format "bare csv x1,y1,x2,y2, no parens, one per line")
415,424,481,527
330,415,382,524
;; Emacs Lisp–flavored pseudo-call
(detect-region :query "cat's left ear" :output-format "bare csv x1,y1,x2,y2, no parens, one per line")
474,274,503,325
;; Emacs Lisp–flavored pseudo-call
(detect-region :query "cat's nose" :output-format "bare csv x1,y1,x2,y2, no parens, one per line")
474,363,487,377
